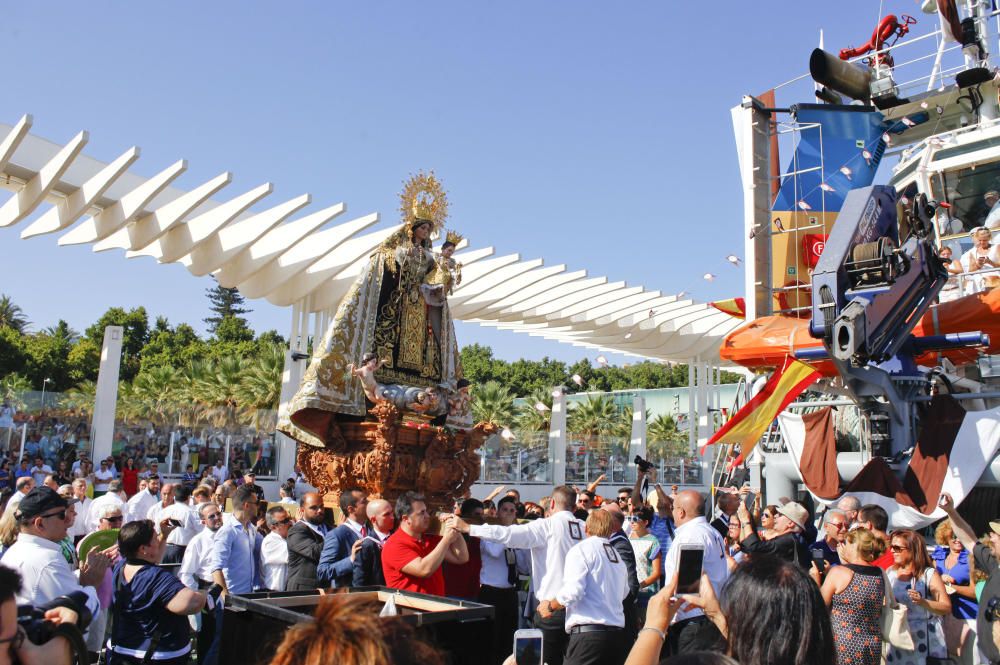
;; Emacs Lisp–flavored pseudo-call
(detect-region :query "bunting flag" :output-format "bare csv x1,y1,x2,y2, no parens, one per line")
781,396,1000,529
710,297,747,319
701,356,819,463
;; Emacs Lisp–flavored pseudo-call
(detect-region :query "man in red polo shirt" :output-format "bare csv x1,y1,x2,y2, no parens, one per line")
382,491,469,595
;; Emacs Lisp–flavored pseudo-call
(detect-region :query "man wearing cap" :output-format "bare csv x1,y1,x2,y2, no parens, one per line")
2,487,106,621
736,499,810,568
241,470,265,503
940,494,1000,665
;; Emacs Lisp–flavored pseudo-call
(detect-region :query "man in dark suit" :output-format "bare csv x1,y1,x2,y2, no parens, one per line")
317,488,368,588
353,498,395,587
286,492,328,591
710,492,740,538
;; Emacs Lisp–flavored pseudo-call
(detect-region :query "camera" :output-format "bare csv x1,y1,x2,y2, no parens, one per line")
634,455,654,473
985,596,999,622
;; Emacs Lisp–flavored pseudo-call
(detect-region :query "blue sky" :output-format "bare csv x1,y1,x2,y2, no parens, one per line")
0,2,900,363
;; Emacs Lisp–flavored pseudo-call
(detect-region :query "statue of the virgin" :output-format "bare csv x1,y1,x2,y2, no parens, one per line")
278,173,468,448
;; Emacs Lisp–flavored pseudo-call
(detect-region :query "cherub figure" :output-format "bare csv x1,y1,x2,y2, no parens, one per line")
448,379,471,419
348,353,387,402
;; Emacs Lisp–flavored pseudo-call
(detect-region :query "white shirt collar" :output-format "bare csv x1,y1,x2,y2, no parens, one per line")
345,518,364,535
17,533,61,552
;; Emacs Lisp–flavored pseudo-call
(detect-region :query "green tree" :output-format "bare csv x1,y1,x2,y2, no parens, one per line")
470,380,515,427
567,394,617,443
140,320,208,371
0,295,29,334
460,343,500,385
0,328,27,377
0,374,31,410
22,331,73,390
43,321,79,344
66,338,101,385
84,307,150,381
204,277,251,336
612,404,651,439
131,365,181,428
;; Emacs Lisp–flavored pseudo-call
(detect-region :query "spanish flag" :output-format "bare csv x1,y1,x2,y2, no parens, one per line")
710,297,746,319
701,356,819,463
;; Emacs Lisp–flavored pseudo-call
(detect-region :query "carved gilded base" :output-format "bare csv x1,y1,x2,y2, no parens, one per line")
295,401,495,511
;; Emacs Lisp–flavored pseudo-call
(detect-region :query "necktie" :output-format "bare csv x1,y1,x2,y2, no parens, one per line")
506,549,517,586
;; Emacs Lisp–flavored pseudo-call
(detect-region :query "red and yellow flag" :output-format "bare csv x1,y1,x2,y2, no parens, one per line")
709,297,746,319
701,356,819,462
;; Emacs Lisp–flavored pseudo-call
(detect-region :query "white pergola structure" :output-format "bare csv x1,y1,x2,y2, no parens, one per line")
0,116,742,485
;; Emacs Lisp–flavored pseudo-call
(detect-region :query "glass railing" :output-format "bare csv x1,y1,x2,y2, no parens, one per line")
564,435,703,486
0,391,281,485
480,430,550,483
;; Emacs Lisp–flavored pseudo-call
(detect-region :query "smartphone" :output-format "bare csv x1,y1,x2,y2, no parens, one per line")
676,545,704,595
167,518,183,528
811,549,826,565
513,628,543,665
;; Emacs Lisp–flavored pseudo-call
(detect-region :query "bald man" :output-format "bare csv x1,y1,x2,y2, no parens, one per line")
601,502,640,641
662,490,729,656
353,498,395,587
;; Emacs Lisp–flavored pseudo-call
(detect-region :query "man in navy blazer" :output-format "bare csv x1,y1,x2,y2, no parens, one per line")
317,487,368,587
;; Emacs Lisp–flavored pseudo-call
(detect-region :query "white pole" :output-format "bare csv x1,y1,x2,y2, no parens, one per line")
167,431,177,476
224,435,231,472
18,423,27,463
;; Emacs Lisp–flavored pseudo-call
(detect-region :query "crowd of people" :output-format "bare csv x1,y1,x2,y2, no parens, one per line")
0,460,996,665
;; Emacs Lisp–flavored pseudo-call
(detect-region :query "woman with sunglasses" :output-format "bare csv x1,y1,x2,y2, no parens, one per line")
887,529,952,665
757,504,780,541
959,227,1000,294
932,519,979,664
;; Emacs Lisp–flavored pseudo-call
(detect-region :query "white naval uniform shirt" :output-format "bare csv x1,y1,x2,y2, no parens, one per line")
663,516,729,623
125,490,158,523
3,534,100,617
469,509,586,602
555,536,628,631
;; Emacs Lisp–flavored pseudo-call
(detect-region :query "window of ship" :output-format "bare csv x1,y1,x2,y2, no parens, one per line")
929,165,1000,254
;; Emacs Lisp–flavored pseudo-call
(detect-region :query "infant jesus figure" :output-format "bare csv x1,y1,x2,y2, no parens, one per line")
348,353,387,403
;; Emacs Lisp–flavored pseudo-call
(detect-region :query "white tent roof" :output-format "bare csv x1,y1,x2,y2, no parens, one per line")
0,116,741,362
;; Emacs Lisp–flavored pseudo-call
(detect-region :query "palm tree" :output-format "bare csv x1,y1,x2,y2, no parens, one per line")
131,365,181,428
647,413,690,458
60,380,97,419
470,380,515,427
235,344,285,430
0,295,29,333
514,387,554,434
612,404,651,439
42,320,80,344
567,394,617,444
174,360,212,428
189,356,245,429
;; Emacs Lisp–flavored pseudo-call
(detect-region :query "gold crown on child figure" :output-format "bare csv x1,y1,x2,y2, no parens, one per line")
444,229,463,246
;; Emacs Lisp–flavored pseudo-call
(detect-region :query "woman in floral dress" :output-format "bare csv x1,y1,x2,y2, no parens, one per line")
812,527,886,665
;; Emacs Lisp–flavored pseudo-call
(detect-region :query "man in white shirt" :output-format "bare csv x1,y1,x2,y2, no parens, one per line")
145,483,174,526
5,477,34,515
3,487,106,621
477,495,530,665
261,506,291,591
67,479,92,542
160,485,203,564
545,509,628,665
662,490,729,656
454,485,585,665
29,457,53,488
211,459,229,485
93,460,114,496
85,480,126,533
179,501,225,665
278,481,297,506
125,475,161,522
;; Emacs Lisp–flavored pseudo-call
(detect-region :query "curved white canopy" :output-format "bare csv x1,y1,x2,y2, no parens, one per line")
0,116,741,363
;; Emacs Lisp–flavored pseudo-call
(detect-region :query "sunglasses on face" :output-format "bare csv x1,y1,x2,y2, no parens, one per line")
204,513,222,520
890,545,906,552
39,510,66,521
276,518,292,526
104,515,124,524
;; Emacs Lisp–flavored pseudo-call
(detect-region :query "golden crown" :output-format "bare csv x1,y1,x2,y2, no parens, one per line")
444,229,464,245
399,171,448,231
